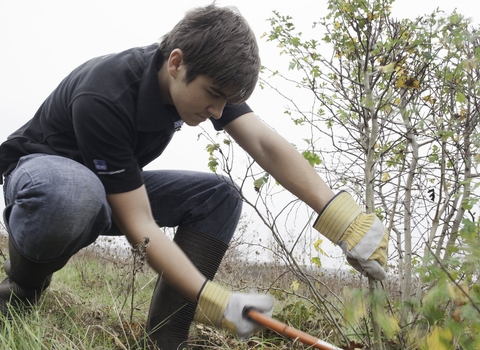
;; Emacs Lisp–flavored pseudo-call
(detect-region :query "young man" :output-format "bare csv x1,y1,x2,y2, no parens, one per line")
0,4,388,349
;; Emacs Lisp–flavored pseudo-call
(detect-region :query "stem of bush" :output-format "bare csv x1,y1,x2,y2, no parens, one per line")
369,277,384,350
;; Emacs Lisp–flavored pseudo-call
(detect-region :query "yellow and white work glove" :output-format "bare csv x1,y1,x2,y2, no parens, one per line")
313,191,388,280
193,280,274,340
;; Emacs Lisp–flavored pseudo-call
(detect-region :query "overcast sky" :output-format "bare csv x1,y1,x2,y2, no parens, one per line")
1,0,478,155
1,0,479,266
1,0,478,140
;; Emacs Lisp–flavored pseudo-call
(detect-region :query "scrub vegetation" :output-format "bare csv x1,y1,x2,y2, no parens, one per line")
0,233,353,350
1,227,477,350
202,0,480,348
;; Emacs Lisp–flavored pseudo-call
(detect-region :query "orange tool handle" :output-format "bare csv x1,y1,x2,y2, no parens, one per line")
246,309,342,350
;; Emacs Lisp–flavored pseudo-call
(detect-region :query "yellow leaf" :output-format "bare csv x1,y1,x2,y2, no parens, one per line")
380,315,401,338
379,62,396,73
291,279,300,291
396,76,406,88
426,326,453,349
395,64,405,74
474,154,480,164
463,58,478,72
387,316,401,334
342,289,367,325
396,76,420,89
422,95,436,105
313,239,328,257
382,173,390,182
448,282,469,303
367,13,377,22
313,239,323,252
408,78,420,89
447,283,456,299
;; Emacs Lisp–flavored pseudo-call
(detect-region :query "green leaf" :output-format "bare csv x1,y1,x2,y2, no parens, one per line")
460,218,478,239
428,153,439,163
456,92,466,103
302,150,322,167
207,157,218,173
254,173,270,192
462,197,478,211
311,257,322,267
205,143,220,155
422,285,449,325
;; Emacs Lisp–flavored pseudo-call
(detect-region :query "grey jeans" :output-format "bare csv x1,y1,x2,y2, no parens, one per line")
3,154,242,261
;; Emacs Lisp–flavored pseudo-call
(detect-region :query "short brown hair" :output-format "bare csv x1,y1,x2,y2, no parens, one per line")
159,4,260,104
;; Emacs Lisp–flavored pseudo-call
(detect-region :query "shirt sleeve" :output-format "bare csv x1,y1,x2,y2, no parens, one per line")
71,94,144,194
210,103,253,131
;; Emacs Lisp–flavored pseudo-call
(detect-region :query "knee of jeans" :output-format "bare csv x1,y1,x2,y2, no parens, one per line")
216,175,243,218
15,167,109,226
53,176,109,219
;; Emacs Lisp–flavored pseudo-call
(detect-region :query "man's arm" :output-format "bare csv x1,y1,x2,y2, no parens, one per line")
107,185,205,301
224,112,334,213
107,184,275,336
225,112,389,280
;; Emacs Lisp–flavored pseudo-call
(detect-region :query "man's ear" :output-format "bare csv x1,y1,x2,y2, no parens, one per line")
167,49,184,78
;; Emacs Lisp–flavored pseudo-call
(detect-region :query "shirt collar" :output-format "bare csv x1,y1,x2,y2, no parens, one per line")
136,44,180,132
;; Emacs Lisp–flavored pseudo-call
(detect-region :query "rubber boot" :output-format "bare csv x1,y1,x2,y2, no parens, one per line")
143,226,229,350
0,205,71,317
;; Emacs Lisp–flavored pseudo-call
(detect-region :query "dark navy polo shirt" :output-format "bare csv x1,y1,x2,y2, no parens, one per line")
0,44,252,193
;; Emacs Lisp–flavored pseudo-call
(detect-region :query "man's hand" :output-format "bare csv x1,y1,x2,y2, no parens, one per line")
313,191,388,280
193,280,274,339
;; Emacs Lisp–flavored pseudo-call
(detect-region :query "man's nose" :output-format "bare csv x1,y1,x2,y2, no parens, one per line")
208,101,227,119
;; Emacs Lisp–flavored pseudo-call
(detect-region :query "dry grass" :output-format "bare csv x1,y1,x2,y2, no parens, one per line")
0,231,390,349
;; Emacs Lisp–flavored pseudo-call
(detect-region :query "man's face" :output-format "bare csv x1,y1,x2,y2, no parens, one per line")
169,65,228,127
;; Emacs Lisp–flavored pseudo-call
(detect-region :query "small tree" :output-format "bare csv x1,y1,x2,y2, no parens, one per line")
203,0,480,347
259,0,480,347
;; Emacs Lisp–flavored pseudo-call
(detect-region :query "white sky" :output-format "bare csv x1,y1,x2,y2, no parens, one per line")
1,0,479,266
1,0,478,139
1,0,478,152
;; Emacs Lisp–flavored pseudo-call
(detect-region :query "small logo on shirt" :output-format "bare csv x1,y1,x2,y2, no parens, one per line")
93,159,108,171
174,120,184,131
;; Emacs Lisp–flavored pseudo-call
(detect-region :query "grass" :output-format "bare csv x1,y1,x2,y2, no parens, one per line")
1,228,477,349
0,232,372,350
